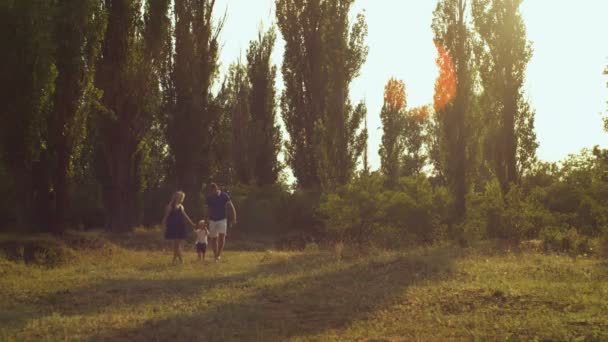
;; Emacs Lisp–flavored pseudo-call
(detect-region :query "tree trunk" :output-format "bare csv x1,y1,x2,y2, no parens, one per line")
107,137,135,232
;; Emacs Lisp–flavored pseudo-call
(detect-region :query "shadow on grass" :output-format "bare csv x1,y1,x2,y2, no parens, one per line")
86,247,460,341
105,229,274,252
1,251,331,331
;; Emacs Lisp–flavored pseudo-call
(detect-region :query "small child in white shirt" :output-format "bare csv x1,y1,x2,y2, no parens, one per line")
194,220,209,261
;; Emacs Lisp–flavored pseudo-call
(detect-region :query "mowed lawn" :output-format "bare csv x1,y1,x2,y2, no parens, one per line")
1,234,607,341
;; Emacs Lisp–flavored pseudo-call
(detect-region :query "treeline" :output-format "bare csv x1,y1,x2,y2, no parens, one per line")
322,0,608,250
0,0,283,232
1,0,607,250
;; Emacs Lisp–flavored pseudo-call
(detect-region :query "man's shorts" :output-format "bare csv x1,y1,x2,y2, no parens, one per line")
195,242,207,253
208,219,227,238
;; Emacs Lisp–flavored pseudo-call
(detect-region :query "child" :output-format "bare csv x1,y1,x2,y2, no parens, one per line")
194,220,209,261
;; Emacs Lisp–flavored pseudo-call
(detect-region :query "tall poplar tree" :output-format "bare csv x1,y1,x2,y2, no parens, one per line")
0,0,56,228
379,78,406,188
247,27,282,186
276,0,368,190
168,0,222,215
401,106,429,177
472,0,537,192
95,0,170,230
432,0,476,224
48,0,106,233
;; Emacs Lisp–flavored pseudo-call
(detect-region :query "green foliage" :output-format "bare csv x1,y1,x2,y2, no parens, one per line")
432,0,477,224
215,26,282,187
220,62,251,184
227,184,290,234
472,0,537,191
320,174,384,244
401,107,429,177
283,189,324,232
276,0,369,190
93,0,169,230
539,226,595,254
48,0,107,233
463,179,542,242
379,79,406,188
0,0,57,227
320,174,451,246
247,27,283,185
167,0,222,218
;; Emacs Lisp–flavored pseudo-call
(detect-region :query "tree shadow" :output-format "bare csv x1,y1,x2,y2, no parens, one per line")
1,251,328,332
86,246,460,341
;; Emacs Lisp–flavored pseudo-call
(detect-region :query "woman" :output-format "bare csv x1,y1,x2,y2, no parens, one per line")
162,191,195,264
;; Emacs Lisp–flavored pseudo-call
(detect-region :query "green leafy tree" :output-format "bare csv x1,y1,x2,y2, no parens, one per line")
432,0,477,225
276,0,368,190
0,0,57,228
247,27,282,186
472,0,537,192
402,106,430,177
226,62,252,185
48,0,106,233
361,118,370,176
95,0,170,230
379,78,406,188
168,0,222,216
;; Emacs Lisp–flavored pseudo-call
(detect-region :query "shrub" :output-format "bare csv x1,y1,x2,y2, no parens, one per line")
319,174,451,246
482,178,506,239
461,178,504,242
283,188,323,233
228,184,291,234
539,225,593,254
503,185,536,241
319,174,384,245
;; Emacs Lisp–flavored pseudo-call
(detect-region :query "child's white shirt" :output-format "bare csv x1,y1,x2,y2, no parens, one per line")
195,229,208,244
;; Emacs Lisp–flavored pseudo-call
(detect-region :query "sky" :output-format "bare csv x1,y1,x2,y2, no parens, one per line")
213,0,608,170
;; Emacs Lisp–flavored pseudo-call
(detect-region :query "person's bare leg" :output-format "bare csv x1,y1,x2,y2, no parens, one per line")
172,240,179,263
210,237,218,259
177,240,184,263
217,233,226,259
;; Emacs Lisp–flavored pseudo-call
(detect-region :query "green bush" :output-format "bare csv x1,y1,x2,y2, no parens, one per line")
319,174,451,246
463,181,542,243
283,188,323,232
461,178,504,242
228,184,291,234
386,176,450,242
503,185,537,240
319,175,384,244
539,225,593,254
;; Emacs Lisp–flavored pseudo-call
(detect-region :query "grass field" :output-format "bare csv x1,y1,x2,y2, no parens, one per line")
1,231,607,341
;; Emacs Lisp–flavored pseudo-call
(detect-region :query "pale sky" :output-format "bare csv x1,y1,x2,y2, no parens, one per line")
214,0,608,170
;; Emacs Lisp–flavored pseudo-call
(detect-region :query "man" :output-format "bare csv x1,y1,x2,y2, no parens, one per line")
204,183,237,262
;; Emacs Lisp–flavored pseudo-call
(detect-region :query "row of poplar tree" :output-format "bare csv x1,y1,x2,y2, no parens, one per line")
0,0,556,234
379,0,538,228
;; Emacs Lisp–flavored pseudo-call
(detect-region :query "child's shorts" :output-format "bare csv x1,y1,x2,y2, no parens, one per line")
195,242,207,253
